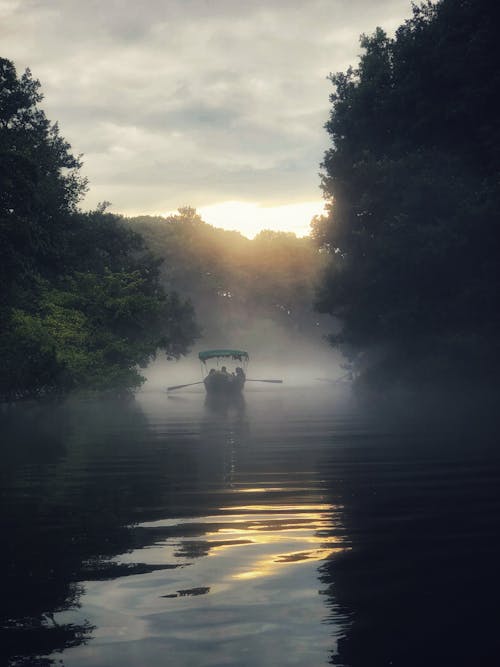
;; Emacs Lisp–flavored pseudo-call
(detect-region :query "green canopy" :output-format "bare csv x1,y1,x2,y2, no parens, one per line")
198,349,249,363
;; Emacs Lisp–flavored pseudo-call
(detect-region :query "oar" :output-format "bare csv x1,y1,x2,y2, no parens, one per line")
167,381,204,391
246,379,283,383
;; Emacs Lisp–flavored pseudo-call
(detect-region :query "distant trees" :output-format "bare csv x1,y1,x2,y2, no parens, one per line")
126,209,326,351
0,59,198,400
313,0,500,389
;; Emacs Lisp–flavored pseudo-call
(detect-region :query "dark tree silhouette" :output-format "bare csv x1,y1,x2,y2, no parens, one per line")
313,0,500,390
0,59,199,399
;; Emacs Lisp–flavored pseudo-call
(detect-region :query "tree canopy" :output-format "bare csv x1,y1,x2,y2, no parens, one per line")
0,59,198,400
313,0,500,389
126,208,328,356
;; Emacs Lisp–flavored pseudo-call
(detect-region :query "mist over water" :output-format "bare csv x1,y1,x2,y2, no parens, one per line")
2,378,500,666
144,320,344,392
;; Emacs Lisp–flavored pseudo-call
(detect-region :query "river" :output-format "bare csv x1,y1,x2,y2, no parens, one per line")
2,385,500,666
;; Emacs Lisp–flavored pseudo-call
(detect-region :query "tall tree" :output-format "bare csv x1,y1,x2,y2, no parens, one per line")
0,59,198,399
313,0,500,388
0,58,86,300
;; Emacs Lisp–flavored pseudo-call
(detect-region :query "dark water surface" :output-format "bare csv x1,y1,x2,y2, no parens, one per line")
2,387,500,666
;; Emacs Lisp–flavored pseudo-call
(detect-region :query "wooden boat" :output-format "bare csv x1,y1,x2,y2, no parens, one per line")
166,350,281,394
199,349,249,395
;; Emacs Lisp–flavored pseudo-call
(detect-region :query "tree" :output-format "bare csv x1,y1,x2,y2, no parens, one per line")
0,58,86,302
127,209,328,351
314,0,500,389
0,59,198,399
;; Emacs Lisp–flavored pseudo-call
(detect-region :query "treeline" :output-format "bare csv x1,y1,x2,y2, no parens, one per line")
313,0,500,391
0,57,326,401
5,0,493,399
0,58,198,401
126,208,326,351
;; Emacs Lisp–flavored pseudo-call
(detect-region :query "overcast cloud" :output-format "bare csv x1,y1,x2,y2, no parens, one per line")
1,0,413,232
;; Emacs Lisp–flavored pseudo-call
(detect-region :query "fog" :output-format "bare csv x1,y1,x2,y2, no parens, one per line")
143,316,345,393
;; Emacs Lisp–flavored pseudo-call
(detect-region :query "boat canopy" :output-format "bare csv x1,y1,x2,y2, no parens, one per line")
198,349,249,363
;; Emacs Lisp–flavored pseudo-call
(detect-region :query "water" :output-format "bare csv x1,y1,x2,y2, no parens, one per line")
2,386,500,666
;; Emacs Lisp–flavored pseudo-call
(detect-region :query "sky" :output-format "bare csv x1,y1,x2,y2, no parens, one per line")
1,0,413,237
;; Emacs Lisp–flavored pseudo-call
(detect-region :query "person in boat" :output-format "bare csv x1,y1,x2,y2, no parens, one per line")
204,368,216,389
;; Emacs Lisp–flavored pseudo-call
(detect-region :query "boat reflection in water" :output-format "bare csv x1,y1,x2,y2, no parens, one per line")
204,391,246,417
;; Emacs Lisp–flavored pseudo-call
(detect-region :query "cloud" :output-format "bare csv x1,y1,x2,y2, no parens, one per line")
1,0,413,223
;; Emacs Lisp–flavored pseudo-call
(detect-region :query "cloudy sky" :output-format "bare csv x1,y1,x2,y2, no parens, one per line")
1,0,413,236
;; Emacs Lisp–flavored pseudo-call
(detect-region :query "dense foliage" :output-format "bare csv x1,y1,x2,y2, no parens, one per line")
0,59,198,400
126,208,327,355
313,0,500,389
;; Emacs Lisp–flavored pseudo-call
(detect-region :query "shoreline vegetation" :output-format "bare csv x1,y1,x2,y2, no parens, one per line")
2,0,498,404
0,58,199,402
312,0,500,397
0,58,325,403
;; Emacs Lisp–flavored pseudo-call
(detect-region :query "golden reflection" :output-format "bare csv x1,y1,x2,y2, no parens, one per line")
233,487,287,493
221,504,334,512
231,487,314,494
199,502,345,582
233,547,344,581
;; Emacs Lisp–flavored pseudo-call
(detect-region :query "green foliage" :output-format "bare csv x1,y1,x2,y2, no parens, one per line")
314,0,500,388
0,58,87,299
0,59,198,400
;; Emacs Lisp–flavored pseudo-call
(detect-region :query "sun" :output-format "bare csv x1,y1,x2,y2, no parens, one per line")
196,200,325,239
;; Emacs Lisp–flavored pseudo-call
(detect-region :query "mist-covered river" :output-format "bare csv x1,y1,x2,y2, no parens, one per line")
2,386,500,666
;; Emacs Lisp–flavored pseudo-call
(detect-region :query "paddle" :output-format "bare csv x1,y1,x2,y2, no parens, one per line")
167,381,204,391
246,379,283,383
167,378,283,391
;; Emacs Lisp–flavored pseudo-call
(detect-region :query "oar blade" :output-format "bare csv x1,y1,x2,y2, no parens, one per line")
246,379,283,383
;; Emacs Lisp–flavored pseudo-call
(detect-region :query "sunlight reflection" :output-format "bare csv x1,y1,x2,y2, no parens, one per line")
233,547,343,581
202,502,344,582
128,500,344,587
221,504,334,512
233,487,288,493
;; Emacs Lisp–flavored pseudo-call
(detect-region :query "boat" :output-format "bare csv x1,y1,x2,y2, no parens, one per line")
166,350,282,395
199,349,249,395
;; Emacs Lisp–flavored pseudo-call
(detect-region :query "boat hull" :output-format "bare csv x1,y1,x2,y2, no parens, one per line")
203,373,245,395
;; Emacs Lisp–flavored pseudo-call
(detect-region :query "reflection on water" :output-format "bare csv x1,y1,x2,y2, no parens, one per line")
2,387,500,666
1,389,347,666
130,501,342,582
52,498,342,666
204,391,246,417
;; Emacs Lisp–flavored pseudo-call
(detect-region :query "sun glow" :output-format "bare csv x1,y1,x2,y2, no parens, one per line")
196,200,325,238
